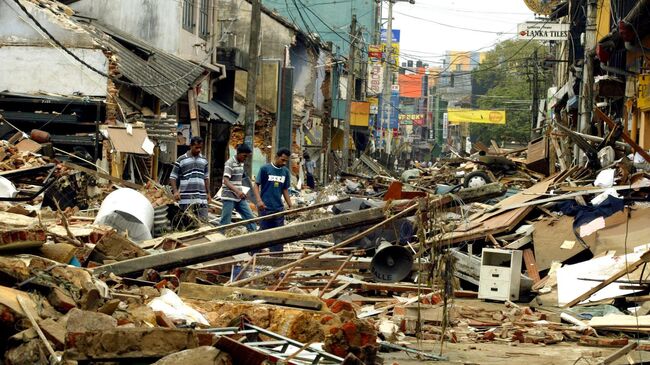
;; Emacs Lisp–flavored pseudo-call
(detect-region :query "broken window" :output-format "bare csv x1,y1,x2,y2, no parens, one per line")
183,0,195,32
199,0,210,39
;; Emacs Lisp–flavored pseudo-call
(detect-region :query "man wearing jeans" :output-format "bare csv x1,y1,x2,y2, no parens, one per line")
219,144,263,232
170,136,211,221
256,148,292,251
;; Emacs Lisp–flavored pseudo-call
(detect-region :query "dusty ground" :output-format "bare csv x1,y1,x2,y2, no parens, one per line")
380,340,650,365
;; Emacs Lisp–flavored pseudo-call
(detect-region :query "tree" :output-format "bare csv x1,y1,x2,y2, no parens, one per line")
470,39,547,146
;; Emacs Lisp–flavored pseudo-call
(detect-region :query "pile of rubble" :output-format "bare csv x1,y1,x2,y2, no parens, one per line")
3,128,650,364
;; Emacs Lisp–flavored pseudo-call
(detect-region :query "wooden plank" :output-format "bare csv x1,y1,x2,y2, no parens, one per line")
94,207,387,276
188,90,200,137
63,161,142,190
440,206,533,245
601,342,638,365
564,250,650,307
595,108,650,163
178,282,323,311
486,234,500,247
522,249,541,284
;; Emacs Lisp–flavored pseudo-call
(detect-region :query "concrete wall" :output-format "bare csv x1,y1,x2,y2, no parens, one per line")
0,1,107,96
0,0,96,47
71,0,210,62
0,47,108,97
215,0,296,61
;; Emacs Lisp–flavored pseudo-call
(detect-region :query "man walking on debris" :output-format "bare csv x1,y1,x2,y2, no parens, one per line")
219,144,263,231
256,148,293,251
303,152,316,190
170,136,211,221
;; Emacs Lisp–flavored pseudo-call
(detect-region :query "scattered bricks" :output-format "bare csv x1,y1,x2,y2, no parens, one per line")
152,346,232,365
4,339,50,365
155,311,177,328
579,336,629,347
324,319,378,363
48,287,76,313
66,308,116,333
482,331,496,341
37,318,66,350
63,328,216,361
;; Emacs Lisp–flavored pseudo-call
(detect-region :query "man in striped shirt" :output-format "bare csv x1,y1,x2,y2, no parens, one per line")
170,136,211,221
219,144,263,231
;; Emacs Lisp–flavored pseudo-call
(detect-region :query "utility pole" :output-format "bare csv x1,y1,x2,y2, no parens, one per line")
244,0,261,177
577,0,597,162
343,15,357,170
530,49,539,139
381,0,394,165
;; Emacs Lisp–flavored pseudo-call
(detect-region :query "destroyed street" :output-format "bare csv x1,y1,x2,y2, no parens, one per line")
3,0,650,364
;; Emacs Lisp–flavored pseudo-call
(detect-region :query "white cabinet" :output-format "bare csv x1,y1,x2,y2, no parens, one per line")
478,248,522,301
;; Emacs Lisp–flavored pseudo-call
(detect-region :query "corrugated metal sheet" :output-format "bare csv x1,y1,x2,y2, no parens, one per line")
92,23,206,106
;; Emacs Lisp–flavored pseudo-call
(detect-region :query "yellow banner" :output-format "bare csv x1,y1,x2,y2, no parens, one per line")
448,109,506,125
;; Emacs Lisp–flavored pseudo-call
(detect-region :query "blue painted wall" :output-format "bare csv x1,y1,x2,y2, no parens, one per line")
262,0,378,57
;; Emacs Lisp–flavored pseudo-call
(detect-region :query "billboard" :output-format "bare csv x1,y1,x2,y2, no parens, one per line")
517,21,569,41
350,102,370,127
380,29,401,43
448,109,506,125
367,45,384,95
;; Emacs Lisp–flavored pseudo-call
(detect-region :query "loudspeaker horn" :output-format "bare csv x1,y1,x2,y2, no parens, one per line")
370,240,414,283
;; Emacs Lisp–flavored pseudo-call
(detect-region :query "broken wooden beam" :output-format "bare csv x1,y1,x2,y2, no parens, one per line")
178,282,323,311
62,161,142,190
94,208,386,276
227,203,419,287
177,196,351,243
595,108,650,163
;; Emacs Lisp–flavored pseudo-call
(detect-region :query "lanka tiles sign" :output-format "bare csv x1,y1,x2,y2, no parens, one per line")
367,45,384,96
517,21,569,41
448,109,506,125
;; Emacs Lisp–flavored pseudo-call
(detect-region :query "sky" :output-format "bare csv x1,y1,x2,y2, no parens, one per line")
389,0,539,66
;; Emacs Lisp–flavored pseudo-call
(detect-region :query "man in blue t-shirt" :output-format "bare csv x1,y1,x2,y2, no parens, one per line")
256,148,293,251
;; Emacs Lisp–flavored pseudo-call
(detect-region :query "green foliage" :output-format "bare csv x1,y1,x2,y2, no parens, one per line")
470,39,546,146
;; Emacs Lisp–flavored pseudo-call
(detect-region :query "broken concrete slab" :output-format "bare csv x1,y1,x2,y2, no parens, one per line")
152,346,232,365
64,328,215,361
95,207,386,276
66,308,116,333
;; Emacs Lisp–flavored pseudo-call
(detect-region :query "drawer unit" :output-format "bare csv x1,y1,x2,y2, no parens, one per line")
478,248,522,301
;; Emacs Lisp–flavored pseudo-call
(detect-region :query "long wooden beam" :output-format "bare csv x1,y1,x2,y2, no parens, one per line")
178,197,351,243
227,203,420,287
94,207,386,276
595,108,650,163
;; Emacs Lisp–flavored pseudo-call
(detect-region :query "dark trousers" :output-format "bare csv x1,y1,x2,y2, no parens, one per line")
258,208,285,252
306,173,315,189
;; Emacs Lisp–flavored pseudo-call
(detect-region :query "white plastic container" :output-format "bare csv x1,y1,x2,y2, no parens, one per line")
94,188,154,241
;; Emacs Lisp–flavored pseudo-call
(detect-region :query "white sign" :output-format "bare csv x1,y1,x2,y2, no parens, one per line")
517,21,569,41
442,113,448,139
367,61,384,95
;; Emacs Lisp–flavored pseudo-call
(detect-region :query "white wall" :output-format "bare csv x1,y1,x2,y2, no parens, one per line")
0,0,97,47
0,47,108,97
71,0,210,62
